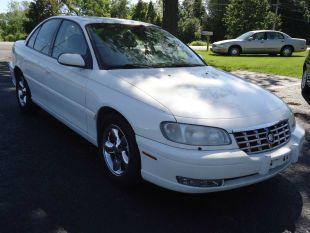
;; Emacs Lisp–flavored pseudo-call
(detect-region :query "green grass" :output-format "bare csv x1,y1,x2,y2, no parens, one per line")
196,50,308,78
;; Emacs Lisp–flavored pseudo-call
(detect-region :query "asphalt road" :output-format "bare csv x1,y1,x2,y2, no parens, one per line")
1,53,310,232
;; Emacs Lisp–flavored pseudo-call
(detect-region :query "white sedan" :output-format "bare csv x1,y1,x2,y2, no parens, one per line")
9,16,305,193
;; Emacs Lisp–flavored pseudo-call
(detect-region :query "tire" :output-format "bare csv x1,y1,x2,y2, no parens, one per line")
98,114,141,186
280,46,293,57
16,73,34,113
301,69,310,95
228,46,241,56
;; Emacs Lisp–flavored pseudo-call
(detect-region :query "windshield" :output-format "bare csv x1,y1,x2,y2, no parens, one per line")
236,31,254,40
87,23,205,69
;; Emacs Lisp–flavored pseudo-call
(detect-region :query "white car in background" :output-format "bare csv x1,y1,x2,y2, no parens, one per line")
212,30,307,56
9,16,305,193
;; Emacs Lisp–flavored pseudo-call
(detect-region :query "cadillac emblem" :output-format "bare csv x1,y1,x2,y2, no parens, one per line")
266,130,275,143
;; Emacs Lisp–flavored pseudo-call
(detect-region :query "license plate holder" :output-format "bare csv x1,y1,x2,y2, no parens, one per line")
270,153,290,169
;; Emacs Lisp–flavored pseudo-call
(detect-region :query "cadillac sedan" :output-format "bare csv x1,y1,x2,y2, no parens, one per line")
212,30,307,56
9,16,305,193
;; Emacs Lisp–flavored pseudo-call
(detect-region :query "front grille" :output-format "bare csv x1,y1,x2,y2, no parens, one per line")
233,120,291,154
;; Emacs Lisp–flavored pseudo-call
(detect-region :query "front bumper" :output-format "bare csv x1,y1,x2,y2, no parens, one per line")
211,46,228,53
137,124,305,193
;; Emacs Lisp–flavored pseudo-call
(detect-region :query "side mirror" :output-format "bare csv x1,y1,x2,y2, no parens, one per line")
248,37,253,41
58,53,86,68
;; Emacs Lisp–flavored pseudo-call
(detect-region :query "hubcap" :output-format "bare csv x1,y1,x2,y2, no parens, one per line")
283,48,291,56
302,71,309,89
102,125,129,176
18,77,27,106
231,48,238,55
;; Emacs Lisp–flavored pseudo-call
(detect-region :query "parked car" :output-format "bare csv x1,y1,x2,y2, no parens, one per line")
302,50,310,94
211,30,307,56
9,16,305,193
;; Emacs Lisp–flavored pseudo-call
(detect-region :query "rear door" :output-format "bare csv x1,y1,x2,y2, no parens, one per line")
264,32,285,53
23,19,62,107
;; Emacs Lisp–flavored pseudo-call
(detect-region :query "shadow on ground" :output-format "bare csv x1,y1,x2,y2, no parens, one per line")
0,62,306,233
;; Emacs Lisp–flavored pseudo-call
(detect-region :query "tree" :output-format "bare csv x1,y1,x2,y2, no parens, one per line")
23,0,62,34
0,0,29,41
205,0,229,42
131,0,148,22
162,0,178,35
178,17,201,43
63,0,111,16
111,0,129,18
223,0,281,38
146,2,157,24
271,0,310,42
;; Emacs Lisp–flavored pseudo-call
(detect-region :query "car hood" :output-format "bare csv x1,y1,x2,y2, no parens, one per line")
213,39,241,45
114,66,286,119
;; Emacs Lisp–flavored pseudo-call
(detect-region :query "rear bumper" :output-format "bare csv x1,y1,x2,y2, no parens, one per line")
137,124,305,193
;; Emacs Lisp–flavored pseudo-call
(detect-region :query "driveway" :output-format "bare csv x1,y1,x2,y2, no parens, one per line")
0,42,310,233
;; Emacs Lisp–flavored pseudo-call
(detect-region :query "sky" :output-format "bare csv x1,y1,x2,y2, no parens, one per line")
0,0,158,13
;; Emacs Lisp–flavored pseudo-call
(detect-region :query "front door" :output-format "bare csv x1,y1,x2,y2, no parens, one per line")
45,20,93,132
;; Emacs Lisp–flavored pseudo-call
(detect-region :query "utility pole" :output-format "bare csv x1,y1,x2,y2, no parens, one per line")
272,0,280,30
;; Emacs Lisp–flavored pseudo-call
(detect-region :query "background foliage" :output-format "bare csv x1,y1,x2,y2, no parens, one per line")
0,0,309,43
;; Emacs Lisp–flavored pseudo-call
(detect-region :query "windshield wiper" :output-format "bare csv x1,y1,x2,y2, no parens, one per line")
105,64,152,69
163,64,205,68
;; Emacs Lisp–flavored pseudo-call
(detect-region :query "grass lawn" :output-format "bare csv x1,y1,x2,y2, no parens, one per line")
196,50,308,78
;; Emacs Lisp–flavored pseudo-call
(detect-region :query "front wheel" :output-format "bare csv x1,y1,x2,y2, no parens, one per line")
301,69,310,95
99,114,141,186
16,74,34,113
228,46,241,56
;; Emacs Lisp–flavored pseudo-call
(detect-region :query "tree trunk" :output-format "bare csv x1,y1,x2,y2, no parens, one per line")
162,0,178,36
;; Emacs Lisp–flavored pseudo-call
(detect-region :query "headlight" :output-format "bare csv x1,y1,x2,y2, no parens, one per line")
217,44,226,48
160,122,231,146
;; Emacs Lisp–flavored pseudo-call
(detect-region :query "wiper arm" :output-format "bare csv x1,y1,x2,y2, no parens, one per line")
164,64,205,68
106,64,152,69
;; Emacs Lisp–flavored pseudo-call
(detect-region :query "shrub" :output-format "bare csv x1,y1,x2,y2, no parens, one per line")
189,40,208,46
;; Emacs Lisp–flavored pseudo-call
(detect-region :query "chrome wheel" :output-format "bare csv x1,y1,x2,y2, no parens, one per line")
17,77,28,107
102,125,129,176
231,48,238,55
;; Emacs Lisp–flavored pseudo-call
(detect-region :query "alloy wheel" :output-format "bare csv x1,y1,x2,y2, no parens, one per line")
102,125,130,176
17,77,28,107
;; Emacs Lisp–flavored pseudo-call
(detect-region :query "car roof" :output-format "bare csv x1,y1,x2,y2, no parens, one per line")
250,30,283,33
50,15,154,27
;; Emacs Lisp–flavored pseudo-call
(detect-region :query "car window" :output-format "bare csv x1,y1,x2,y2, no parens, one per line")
52,20,88,59
253,32,265,40
33,19,61,55
277,33,284,39
87,23,204,69
27,27,40,48
267,32,278,40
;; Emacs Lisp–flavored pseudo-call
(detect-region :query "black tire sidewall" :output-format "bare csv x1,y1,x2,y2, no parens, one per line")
98,114,141,186
301,70,310,94
281,46,293,57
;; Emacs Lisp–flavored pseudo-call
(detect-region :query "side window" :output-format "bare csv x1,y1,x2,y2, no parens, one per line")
27,27,40,48
33,19,61,55
277,33,284,39
52,20,88,59
267,32,277,40
253,32,265,40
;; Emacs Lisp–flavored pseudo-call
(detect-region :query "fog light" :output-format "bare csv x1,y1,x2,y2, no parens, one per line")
176,176,224,187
